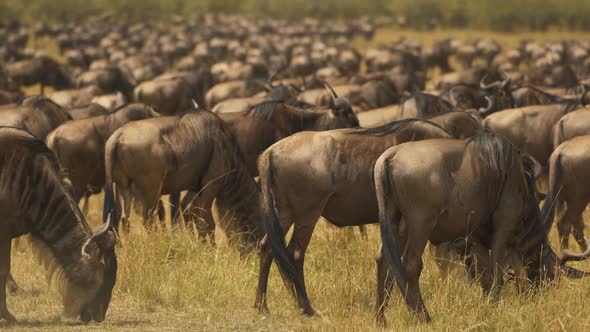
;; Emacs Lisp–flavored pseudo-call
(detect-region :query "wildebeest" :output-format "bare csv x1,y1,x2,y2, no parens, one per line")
3,55,72,94
552,108,590,149
374,133,590,324
133,77,193,115
542,135,590,250
0,126,117,323
484,102,584,168
66,103,109,120
0,95,71,140
257,119,452,315
446,75,514,116
103,110,262,248
205,79,266,109
218,84,359,176
46,103,161,208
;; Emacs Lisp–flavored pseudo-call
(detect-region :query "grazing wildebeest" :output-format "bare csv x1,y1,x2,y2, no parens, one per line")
103,111,262,249
46,103,161,208
66,103,109,120
257,119,452,315
374,133,590,324
0,95,71,140
219,84,359,176
0,126,117,323
542,135,590,250
552,108,590,149
484,102,583,168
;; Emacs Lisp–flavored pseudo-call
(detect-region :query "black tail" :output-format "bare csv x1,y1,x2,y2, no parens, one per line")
259,151,302,297
376,157,407,295
103,133,120,228
541,153,563,232
103,182,116,224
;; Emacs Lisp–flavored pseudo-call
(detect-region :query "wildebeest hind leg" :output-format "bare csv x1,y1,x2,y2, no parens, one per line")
401,216,431,322
255,235,273,314
0,239,16,322
287,219,318,316
567,203,587,250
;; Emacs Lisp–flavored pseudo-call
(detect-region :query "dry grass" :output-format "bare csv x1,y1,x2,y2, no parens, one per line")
5,193,590,331
5,28,590,331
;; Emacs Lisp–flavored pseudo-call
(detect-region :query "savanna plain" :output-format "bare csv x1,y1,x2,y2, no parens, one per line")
5,27,590,332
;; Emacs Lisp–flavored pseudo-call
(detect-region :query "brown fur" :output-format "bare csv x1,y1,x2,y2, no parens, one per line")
256,119,451,315
0,127,117,323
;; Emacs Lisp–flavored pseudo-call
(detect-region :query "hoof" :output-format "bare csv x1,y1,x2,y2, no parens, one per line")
301,307,317,317
0,311,16,323
255,302,270,315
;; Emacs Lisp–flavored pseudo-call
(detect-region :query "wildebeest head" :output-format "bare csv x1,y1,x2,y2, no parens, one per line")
479,73,514,115
78,214,118,323
324,82,359,128
515,155,590,283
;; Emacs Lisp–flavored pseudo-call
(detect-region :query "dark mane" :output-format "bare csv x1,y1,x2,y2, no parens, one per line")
245,100,283,121
0,126,88,232
350,118,448,136
245,100,321,124
107,102,131,114
466,132,517,181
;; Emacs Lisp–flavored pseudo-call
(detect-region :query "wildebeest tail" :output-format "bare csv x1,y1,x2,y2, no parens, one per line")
541,153,563,231
259,150,301,297
375,154,407,295
103,131,120,226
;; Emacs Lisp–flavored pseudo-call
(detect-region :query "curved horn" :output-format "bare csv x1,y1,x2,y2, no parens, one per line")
192,99,200,109
559,238,590,263
480,73,493,89
559,264,590,279
324,82,338,99
479,96,495,116
500,77,512,89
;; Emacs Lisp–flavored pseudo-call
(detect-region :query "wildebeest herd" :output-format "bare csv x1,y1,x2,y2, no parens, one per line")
2,13,590,326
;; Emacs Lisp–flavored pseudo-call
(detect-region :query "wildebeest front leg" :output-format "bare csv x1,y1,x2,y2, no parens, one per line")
255,235,273,314
6,272,19,294
0,239,16,322
182,190,216,243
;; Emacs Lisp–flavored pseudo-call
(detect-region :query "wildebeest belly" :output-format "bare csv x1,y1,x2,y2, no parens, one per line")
429,206,487,245
322,189,379,226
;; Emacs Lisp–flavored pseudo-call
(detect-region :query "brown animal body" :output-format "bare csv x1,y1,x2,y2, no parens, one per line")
133,77,193,115
552,108,590,148
542,135,590,250
0,96,71,140
66,103,109,120
375,133,590,324
484,103,582,167
103,111,262,248
46,104,160,204
0,126,117,323
256,119,452,315
219,98,359,176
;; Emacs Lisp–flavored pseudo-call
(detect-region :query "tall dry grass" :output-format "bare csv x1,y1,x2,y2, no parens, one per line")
5,190,590,331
